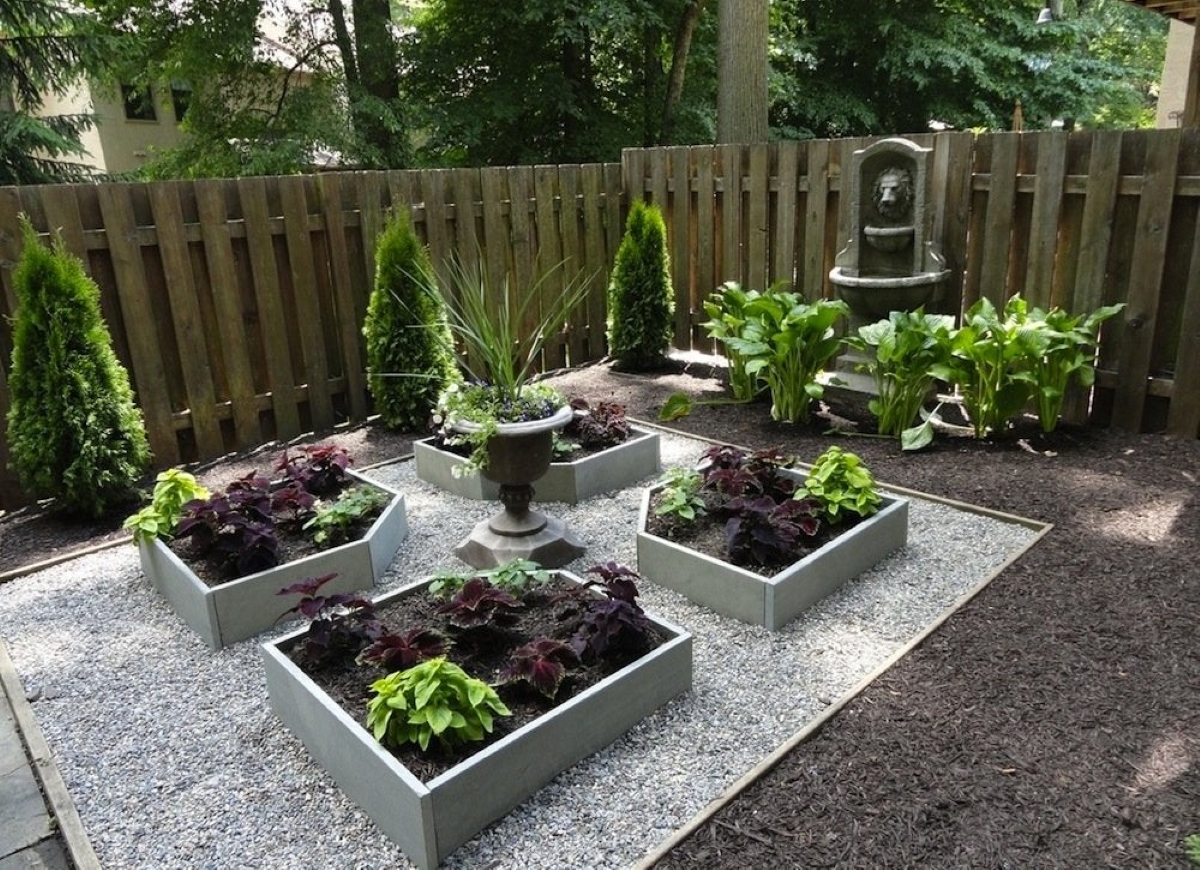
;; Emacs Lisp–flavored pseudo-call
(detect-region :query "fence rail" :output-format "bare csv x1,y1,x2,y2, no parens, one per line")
2,129,1199,511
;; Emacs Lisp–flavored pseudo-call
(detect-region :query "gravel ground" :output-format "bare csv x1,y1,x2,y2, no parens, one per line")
0,431,1040,869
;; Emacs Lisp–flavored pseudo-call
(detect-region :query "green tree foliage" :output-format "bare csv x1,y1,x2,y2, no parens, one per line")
402,0,717,165
7,219,151,516
0,0,113,183
768,0,1166,138
607,200,674,370
362,210,459,430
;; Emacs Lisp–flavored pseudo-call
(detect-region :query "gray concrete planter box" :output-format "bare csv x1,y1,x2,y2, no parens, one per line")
637,473,909,630
138,471,408,650
414,425,660,503
261,571,692,870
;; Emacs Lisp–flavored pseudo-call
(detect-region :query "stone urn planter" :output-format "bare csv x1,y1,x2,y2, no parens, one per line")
415,424,661,504
637,469,909,630
261,570,692,870
451,405,586,568
138,471,408,650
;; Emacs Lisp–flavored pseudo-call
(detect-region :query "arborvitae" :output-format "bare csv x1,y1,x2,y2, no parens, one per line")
362,209,459,429
606,200,675,370
7,218,150,517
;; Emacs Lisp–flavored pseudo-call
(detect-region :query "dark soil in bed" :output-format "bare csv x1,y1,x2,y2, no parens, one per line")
3,355,1198,867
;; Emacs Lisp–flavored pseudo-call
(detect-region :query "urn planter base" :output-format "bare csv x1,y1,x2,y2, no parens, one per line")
262,571,692,870
638,472,909,630
455,512,586,568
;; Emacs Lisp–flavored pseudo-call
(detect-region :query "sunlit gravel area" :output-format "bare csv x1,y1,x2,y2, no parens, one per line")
0,431,1041,869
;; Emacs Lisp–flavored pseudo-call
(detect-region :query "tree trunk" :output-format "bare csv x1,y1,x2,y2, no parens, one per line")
350,0,408,167
717,0,768,144
661,0,706,144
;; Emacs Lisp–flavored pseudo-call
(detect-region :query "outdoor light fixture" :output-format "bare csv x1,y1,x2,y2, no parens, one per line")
1036,4,1055,24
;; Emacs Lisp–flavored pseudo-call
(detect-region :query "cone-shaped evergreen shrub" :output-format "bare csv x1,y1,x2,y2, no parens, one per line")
7,218,150,517
606,200,674,370
363,210,459,429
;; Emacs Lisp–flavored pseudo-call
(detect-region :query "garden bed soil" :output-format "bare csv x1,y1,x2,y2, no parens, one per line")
288,574,668,783
4,355,1198,867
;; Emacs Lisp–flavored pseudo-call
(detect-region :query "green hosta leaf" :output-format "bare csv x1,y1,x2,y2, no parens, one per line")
658,392,693,421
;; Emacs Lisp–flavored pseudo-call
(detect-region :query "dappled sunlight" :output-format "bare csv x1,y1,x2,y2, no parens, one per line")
1077,493,1189,545
1127,728,1196,794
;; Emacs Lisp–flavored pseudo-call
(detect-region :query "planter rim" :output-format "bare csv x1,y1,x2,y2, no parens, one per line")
448,404,573,437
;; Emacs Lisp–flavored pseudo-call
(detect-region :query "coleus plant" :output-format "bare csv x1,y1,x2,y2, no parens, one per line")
275,443,352,497
175,473,280,578
277,572,383,668
357,627,450,670
497,638,580,700
435,577,524,629
563,397,632,450
568,561,653,660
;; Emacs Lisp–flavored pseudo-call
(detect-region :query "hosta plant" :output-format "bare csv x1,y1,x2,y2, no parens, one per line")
1022,302,1124,432
847,308,957,438
702,281,766,401
724,291,849,424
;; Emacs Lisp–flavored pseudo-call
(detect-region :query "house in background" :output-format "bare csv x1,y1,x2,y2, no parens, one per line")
35,79,192,176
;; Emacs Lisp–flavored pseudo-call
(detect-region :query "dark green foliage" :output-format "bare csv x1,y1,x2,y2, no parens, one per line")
606,200,674,370
362,211,459,430
6,219,150,517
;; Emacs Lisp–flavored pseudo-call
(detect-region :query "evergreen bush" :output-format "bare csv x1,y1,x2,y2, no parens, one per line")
362,209,459,430
606,200,674,370
6,218,150,517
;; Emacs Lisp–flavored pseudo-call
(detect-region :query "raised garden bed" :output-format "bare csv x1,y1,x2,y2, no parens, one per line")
637,468,908,630
414,425,660,503
261,568,692,870
138,470,408,650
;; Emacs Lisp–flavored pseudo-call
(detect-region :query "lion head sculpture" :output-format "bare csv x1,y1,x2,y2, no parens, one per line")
872,167,914,222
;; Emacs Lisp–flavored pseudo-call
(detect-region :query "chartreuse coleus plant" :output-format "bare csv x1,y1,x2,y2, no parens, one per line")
702,281,767,401
797,446,882,525
1185,832,1200,866
123,468,210,543
847,308,957,438
366,657,512,752
724,291,849,424
304,485,391,548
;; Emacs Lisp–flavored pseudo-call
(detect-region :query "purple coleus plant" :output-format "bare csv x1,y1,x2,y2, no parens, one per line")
175,473,279,577
723,494,822,568
276,444,352,497
357,627,450,670
564,398,631,450
278,572,382,667
568,562,653,661
435,577,523,629
498,638,581,700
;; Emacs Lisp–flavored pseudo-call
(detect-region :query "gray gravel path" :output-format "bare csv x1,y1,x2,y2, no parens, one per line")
0,433,1040,869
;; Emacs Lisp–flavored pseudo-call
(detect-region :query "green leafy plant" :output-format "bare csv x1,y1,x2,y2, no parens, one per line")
933,296,1040,439
606,200,674,370
847,308,957,438
428,558,551,599
123,469,210,543
366,657,511,752
702,281,766,401
1185,832,1200,866
724,290,849,424
653,466,707,522
362,209,460,430
304,485,391,548
6,217,151,517
1023,302,1125,433
798,446,882,524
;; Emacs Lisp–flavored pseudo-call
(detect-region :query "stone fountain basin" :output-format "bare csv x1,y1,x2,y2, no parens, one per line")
830,267,950,319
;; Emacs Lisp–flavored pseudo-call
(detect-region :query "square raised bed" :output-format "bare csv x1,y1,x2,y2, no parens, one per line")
413,425,660,503
637,474,908,630
138,471,408,650
261,570,692,870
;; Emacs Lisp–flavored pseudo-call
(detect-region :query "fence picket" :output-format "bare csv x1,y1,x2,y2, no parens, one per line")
317,173,369,422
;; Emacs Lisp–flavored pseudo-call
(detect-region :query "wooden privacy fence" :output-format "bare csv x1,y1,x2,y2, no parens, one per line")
2,129,1199,511
0,164,624,510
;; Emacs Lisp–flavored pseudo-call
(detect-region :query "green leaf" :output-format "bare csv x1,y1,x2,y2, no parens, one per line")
658,392,693,421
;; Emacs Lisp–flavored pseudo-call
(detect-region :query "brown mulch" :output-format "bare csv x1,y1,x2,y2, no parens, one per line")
2,357,1198,867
